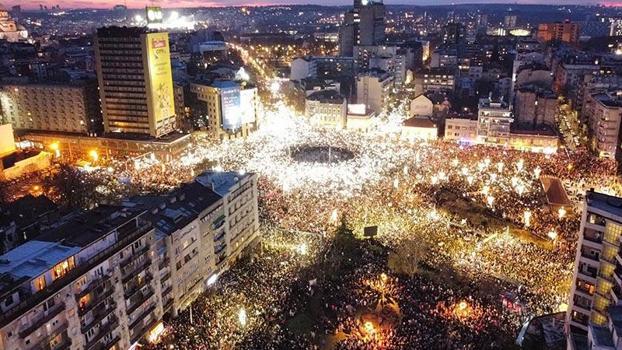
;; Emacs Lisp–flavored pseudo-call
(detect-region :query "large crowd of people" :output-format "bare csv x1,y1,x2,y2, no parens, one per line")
75,102,621,348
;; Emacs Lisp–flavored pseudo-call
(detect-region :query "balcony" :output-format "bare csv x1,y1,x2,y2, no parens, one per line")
85,316,119,350
213,230,226,242
214,244,226,255
130,315,159,344
121,257,152,284
0,222,153,330
120,244,150,267
76,275,112,300
581,251,600,262
129,304,156,330
158,257,170,270
81,301,116,334
124,273,153,299
126,288,155,315
19,302,66,338
78,286,114,317
90,335,120,350
32,329,71,350
160,271,171,283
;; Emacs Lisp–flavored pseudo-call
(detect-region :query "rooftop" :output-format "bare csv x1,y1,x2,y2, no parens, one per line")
35,205,144,247
211,80,240,90
196,171,251,197
586,190,622,219
125,182,222,236
306,90,345,103
0,241,79,279
403,116,436,129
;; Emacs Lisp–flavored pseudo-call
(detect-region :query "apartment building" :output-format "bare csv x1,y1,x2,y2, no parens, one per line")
305,90,347,129
413,68,455,96
0,171,260,350
0,82,102,135
125,170,260,317
477,98,514,144
582,90,622,159
189,80,258,140
566,190,622,350
537,21,580,45
0,206,161,350
356,69,394,114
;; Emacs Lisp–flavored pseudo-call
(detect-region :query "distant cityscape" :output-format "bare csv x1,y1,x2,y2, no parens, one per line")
1,2,622,350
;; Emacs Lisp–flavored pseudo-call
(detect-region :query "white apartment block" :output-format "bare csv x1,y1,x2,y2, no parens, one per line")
0,207,161,350
444,118,478,143
356,70,394,114
0,83,101,135
567,190,622,350
305,90,347,129
582,91,622,159
477,98,514,144
0,171,260,350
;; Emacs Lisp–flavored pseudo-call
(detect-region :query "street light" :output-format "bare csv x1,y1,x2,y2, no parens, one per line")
238,307,247,327
89,149,99,162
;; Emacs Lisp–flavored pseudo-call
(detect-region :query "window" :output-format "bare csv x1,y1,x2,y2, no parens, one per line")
34,275,46,291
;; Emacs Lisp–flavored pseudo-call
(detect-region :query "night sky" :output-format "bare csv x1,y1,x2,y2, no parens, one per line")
1,0,611,10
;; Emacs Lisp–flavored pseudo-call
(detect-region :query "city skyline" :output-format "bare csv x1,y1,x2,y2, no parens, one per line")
2,0,614,10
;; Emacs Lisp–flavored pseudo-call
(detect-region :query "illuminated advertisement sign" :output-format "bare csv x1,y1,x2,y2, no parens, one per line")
239,88,256,125
221,86,241,130
144,32,175,126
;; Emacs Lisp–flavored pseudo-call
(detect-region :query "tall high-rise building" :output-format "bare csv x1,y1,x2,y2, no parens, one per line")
95,26,176,138
565,190,622,349
338,0,385,57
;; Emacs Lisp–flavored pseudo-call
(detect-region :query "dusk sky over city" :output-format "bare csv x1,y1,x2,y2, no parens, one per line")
1,0,612,9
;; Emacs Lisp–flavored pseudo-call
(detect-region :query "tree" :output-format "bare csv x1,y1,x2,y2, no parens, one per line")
387,239,428,277
44,164,99,210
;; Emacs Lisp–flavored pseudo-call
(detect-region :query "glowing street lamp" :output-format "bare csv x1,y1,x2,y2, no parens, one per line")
49,142,60,158
533,166,542,178
238,307,247,327
558,207,567,219
296,243,308,255
524,210,531,227
89,149,99,162
364,321,376,335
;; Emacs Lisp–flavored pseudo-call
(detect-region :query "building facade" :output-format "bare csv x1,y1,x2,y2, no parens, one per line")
477,98,514,144
356,70,394,114
0,82,102,135
95,27,176,138
583,90,622,160
566,190,622,349
0,171,260,350
305,90,347,129
189,80,258,140
338,0,385,56
537,21,580,44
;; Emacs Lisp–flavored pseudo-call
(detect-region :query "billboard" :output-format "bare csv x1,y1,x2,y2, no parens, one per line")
0,124,15,156
220,86,241,131
144,32,175,131
239,88,256,125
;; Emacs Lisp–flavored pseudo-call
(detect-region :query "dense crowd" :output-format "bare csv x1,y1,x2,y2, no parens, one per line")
84,102,622,348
